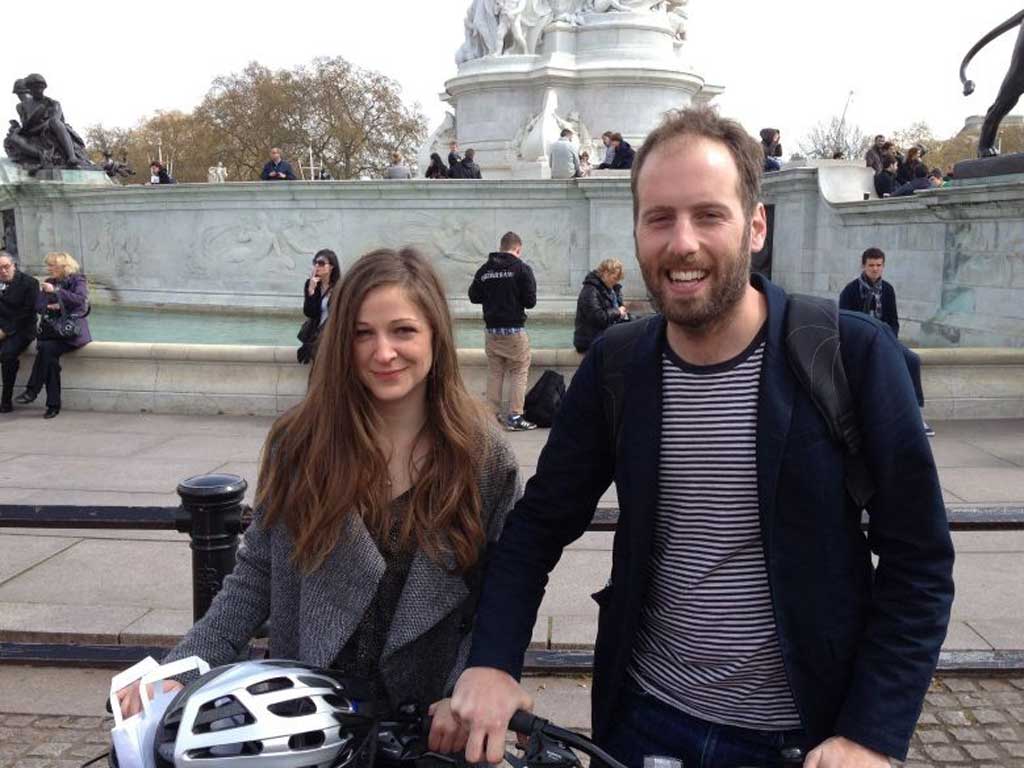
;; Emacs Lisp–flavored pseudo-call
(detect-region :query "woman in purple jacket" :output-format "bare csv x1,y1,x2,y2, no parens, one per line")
15,252,91,418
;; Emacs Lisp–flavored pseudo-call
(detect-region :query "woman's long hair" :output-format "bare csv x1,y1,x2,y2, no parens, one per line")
258,247,487,574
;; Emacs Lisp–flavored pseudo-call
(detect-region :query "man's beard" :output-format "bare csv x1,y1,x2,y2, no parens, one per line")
640,229,752,334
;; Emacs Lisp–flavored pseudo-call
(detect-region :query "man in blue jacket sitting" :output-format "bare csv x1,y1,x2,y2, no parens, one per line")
451,107,954,767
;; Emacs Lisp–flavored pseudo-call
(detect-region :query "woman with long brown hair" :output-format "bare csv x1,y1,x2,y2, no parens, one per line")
116,248,521,753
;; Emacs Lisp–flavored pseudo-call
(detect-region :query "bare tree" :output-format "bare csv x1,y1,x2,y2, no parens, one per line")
799,115,870,160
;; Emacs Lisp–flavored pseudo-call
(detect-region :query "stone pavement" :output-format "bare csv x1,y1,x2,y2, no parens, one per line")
0,668,1023,767
0,413,1022,655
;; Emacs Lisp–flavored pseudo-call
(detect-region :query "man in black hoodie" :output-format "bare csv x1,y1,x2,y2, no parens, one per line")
469,231,538,431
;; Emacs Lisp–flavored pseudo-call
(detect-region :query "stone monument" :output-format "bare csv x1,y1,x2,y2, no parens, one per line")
4,74,99,176
420,0,721,178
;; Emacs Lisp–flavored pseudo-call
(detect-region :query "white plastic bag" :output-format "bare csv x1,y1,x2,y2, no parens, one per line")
109,656,210,768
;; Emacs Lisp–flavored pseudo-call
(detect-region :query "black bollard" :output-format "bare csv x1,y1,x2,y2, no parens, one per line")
176,474,248,623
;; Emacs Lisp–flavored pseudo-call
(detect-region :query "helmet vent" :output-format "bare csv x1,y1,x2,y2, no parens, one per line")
186,741,263,759
269,697,317,717
248,677,294,695
288,730,327,751
193,695,255,733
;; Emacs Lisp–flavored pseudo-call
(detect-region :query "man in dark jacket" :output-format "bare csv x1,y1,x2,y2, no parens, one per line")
460,148,483,179
468,231,537,431
452,108,953,768
573,260,628,352
0,252,39,412
598,132,636,170
448,140,463,173
260,147,296,181
873,156,899,197
840,247,933,436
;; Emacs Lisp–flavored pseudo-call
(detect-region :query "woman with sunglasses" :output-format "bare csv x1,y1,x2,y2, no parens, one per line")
298,248,341,364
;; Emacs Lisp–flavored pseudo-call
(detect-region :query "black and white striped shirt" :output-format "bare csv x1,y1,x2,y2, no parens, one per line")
629,330,801,730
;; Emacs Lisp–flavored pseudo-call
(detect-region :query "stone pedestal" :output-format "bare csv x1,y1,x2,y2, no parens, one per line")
431,11,722,179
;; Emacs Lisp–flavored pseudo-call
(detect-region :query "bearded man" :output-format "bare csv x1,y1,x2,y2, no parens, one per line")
449,107,954,768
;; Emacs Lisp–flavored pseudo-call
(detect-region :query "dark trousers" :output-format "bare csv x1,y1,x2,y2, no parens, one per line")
0,332,34,405
601,685,807,768
25,338,76,409
902,346,925,407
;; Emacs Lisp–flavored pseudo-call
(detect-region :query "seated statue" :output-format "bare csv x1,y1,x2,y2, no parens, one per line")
4,74,95,171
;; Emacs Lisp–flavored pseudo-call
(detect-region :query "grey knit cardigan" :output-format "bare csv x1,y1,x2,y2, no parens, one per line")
164,429,522,707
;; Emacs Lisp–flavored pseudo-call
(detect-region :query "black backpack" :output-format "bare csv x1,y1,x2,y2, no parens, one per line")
600,295,875,509
524,370,566,428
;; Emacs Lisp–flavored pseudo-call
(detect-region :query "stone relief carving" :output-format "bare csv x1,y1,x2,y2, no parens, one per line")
387,210,573,285
510,89,593,165
84,214,143,280
198,212,334,276
455,0,681,62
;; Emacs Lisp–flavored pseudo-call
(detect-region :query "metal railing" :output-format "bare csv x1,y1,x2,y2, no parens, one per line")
1,481,1022,672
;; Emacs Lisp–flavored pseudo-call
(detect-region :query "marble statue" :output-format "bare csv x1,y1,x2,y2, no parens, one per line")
4,74,95,171
208,162,228,184
455,0,675,64
512,89,593,167
960,9,1024,157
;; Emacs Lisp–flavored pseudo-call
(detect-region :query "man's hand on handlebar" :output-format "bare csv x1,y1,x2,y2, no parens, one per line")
450,667,534,764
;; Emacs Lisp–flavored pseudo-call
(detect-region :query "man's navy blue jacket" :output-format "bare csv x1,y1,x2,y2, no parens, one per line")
260,159,296,180
467,275,954,760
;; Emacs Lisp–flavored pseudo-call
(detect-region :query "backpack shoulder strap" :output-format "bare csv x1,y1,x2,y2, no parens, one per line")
600,316,658,454
784,294,875,509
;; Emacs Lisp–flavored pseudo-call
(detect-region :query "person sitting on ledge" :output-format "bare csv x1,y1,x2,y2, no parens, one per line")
114,248,521,757
260,147,296,180
893,166,942,196
16,251,91,419
597,132,635,170
0,252,39,414
147,161,175,185
874,155,899,197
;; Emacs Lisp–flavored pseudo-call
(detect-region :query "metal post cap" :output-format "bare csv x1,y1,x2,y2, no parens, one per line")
177,473,248,500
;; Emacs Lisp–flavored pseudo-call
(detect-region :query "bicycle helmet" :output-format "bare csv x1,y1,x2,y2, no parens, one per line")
152,660,372,768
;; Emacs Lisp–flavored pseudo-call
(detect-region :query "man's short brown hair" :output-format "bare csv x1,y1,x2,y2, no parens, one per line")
500,231,522,252
631,107,763,223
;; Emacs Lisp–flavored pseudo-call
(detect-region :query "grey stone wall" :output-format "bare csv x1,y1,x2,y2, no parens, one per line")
3,163,1023,346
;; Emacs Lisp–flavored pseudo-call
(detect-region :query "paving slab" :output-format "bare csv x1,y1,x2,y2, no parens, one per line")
539,551,609,618
943,620,993,651
938,467,1024,504
950,553,1024,624
119,609,192,646
0,431,169,460
133,434,263,463
0,602,148,644
928,438,1016,469
0,539,192,612
966,618,1024,651
964,434,1024,468
0,536,78,585
0,456,218,495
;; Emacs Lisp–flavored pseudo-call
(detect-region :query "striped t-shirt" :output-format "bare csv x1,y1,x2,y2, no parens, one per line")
629,328,801,730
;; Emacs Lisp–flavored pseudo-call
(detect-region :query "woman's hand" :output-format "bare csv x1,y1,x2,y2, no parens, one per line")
427,698,469,755
40,282,55,294
115,679,184,718
307,276,320,296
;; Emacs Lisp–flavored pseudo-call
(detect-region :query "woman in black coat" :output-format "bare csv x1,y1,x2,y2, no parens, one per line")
573,258,629,353
297,248,341,364
425,153,449,179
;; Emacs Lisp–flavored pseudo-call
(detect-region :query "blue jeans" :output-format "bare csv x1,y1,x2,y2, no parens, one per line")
601,685,808,768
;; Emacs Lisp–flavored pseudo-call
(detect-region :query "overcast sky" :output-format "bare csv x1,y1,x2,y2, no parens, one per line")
4,1,1023,154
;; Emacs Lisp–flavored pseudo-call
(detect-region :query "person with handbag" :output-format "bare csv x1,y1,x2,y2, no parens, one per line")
115,248,521,760
297,248,340,364
16,251,91,418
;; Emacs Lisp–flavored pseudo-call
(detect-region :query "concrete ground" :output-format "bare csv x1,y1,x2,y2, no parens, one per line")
0,413,1022,766
0,668,1022,768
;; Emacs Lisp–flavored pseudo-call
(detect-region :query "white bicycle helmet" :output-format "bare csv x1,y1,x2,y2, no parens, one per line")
153,660,372,768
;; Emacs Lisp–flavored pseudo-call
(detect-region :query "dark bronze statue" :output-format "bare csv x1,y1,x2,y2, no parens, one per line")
4,74,96,171
961,9,1024,157
101,151,135,180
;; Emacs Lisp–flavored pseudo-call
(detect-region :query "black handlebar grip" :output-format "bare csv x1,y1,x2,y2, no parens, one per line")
509,710,542,734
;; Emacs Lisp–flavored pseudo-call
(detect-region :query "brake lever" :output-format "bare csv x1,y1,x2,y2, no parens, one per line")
505,729,582,768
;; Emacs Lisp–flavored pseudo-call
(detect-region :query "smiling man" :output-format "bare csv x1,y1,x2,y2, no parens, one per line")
451,108,954,767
